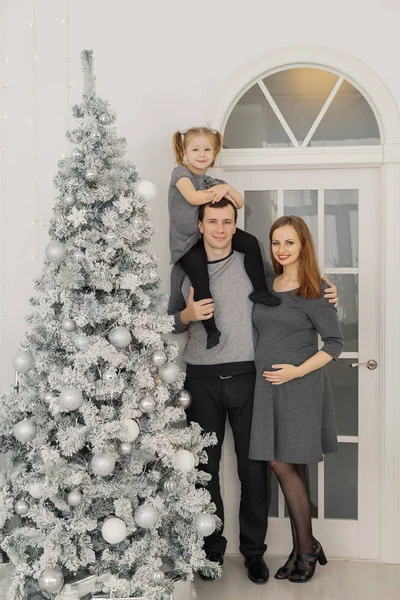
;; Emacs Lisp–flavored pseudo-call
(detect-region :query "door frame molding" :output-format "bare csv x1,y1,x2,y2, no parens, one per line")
208,45,400,564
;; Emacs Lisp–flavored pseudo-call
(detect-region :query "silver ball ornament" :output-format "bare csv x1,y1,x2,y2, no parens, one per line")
108,326,132,349
13,419,37,443
63,192,76,207
118,441,132,456
91,453,116,477
118,418,140,442
15,499,30,515
54,209,66,223
67,490,83,506
103,368,117,381
101,517,127,544
85,168,97,181
135,180,157,201
134,505,158,529
151,350,167,367
159,362,180,384
28,481,44,498
74,334,88,350
61,318,76,332
105,232,117,242
172,449,196,472
12,351,34,373
90,130,102,140
71,148,84,160
163,479,177,493
98,113,108,124
59,386,83,412
195,513,217,537
45,241,67,264
174,389,192,410
139,394,156,414
152,570,166,585
38,568,64,594
132,215,142,227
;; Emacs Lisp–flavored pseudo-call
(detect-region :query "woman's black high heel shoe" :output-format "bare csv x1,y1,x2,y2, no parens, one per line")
274,550,297,580
289,541,328,583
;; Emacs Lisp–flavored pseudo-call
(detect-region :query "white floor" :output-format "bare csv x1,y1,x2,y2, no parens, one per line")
194,555,400,600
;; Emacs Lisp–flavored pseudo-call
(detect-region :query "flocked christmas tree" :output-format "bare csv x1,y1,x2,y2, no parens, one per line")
0,50,219,600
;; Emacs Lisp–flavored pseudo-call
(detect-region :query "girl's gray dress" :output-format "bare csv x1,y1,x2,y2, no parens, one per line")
249,277,344,464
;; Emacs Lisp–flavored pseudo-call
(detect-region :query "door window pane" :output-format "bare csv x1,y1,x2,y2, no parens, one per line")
284,190,318,251
224,86,292,149
244,191,278,259
326,359,358,436
325,190,359,268
325,443,358,519
263,68,339,146
324,274,358,352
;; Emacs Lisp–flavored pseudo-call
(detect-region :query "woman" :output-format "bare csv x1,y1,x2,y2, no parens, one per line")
249,215,343,583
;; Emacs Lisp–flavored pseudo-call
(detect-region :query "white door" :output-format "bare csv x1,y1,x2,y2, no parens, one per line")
220,168,380,560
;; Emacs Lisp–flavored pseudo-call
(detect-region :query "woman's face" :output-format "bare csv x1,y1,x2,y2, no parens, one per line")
271,224,302,267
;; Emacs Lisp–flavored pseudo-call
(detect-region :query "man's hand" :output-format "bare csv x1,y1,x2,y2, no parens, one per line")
263,364,300,385
180,287,215,326
322,277,338,308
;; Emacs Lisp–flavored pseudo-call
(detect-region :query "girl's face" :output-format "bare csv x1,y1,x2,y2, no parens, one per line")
184,135,215,172
271,225,302,267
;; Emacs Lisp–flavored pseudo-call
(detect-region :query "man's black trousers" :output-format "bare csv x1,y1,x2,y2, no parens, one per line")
185,372,270,558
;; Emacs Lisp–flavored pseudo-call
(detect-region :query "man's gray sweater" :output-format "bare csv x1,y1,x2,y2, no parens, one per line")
167,251,273,377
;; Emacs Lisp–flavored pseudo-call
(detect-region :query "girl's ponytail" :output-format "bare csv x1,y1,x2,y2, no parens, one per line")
172,130,186,166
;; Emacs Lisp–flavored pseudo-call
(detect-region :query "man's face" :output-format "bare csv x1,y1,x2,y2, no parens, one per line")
198,205,237,251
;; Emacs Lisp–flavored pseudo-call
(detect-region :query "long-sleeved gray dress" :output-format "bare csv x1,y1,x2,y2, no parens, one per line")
249,277,344,464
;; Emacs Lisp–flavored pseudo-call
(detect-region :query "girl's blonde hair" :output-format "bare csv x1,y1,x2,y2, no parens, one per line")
172,127,223,168
270,215,322,300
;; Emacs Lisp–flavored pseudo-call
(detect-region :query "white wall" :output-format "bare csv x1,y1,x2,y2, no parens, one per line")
1,0,400,385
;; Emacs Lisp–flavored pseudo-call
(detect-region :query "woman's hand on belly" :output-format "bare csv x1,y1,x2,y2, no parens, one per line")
263,364,301,385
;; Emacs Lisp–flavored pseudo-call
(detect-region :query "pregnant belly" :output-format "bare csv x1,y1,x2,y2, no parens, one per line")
255,345,317,370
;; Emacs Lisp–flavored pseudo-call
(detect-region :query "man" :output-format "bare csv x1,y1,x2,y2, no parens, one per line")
167,199,337,583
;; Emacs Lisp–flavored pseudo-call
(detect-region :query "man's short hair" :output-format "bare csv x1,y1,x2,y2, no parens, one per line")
198,198,238,223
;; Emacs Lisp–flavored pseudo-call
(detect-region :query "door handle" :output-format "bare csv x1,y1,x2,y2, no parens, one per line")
349,359,378,370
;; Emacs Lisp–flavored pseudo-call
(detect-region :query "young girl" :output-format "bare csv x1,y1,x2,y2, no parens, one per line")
249,215,343,583
169,126,279,349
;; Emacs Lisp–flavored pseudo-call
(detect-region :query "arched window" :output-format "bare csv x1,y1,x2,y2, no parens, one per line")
223,67,381,148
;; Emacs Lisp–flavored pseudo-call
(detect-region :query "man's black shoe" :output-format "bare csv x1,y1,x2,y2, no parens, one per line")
198,552,224,581
244,555,269,584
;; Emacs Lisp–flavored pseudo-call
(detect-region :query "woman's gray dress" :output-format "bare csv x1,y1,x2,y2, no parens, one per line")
249,278,344,464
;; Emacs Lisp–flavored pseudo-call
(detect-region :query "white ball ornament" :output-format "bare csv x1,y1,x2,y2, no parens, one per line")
134,505,158,529
174,389,192,410
98,113,108,124
13,419,37,443
63,192,76,207
28,481,44,498
74,334,88,350
85,168,97,181
71,148,84,160
135,180,157,201
101,517,127,544
159,362,180,384
45,241,67,264
195,513,217,537
12,352,34,374
118,441,132,456
108,326,132,349
90,130,102,140
61,318,76,332
139,394,156,414
44,391,55,403
152,570,166,585
59,386,83,412
172,449,195,473
163,479,177,493
15,499,30,515
91,453,116,477
67,490,83,506
118,419,140,442
151,350,168,367
38,568,64,594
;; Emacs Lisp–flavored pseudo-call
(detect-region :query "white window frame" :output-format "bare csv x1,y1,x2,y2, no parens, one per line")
208,45,400,565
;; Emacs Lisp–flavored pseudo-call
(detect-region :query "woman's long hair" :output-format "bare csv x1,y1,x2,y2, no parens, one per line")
270,216,322,299
172,127,223,168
